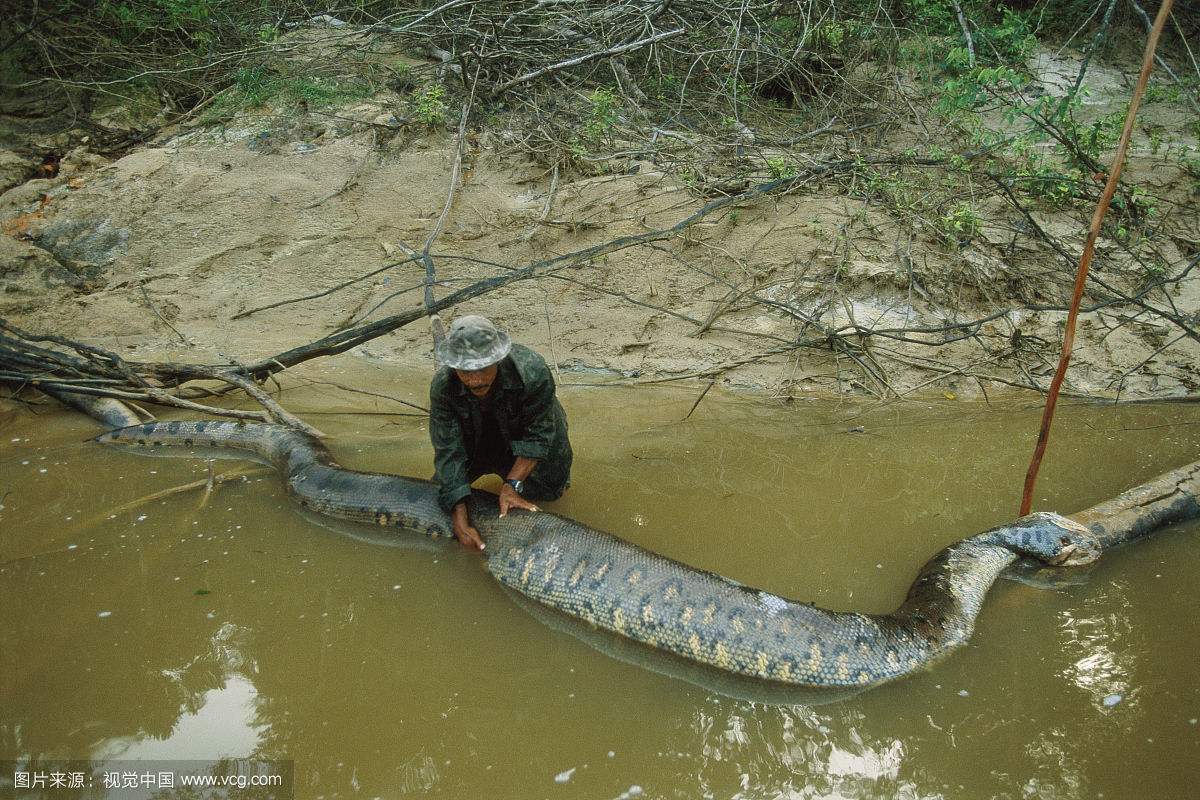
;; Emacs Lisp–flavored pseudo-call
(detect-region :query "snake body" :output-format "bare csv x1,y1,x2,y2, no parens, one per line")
94,419,1200,690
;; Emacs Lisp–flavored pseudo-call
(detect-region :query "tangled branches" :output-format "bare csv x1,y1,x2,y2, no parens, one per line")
0,319,322,435
4,2,893,137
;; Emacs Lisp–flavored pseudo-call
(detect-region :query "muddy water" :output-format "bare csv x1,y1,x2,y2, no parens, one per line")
2,371,1199,799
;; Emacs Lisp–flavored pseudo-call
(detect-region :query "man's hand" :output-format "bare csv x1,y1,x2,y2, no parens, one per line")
498,482,540,517
451,503,485,551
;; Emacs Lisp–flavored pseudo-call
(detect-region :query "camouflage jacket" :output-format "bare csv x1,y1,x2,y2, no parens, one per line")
428,343,569,512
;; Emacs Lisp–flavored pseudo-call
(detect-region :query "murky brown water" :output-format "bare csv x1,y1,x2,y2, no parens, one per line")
3,366,1199,799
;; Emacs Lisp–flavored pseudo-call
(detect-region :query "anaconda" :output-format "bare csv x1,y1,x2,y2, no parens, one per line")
93,418,1200,690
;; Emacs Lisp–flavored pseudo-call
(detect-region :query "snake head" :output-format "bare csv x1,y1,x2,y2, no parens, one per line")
999,512,1102,567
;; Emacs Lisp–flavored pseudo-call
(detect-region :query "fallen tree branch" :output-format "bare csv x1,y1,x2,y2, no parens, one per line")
231,255,423,320
493,27,686,94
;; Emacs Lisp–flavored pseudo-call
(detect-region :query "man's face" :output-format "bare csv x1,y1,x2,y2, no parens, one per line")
455,365,498,398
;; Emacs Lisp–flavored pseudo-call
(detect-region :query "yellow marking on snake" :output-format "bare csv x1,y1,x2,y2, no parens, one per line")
714,643,732,669
836,654,850,682
569,560,587,588
680,606,694,625
641,604,655,625
808,642,822,672
542,551,561,585
858,671,871,685
663,585,678,601
520,554,536,585
689,633,703,658
731,618,745,634
755,652,770,676
626,569,642,586
612,607,626,633
593,563,610,582
886,650,900,668
775,662,792,682
702,604,717,625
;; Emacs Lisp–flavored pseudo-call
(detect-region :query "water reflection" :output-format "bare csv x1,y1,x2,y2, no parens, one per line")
3,387,1199,800
97,676,262,762
94,622,263,761
685,701,936,799
1020,731,1086,800
1057,583,1139,712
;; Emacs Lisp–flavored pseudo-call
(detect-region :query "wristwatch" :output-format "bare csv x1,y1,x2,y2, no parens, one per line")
506,478,525,494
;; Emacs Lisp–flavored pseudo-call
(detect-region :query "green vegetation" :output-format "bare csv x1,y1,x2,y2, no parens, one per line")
3,0,1194,249
939,202,982,245
766,156,798,180
203,68,377,122
411,83,448,127
583,89,620,141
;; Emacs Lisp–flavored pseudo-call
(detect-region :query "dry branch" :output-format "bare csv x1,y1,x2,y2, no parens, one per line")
493,27,686,94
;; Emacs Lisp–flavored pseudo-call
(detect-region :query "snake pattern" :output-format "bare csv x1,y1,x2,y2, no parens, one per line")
93,418,1200,690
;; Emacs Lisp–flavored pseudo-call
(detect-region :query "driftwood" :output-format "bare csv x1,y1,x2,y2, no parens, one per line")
1071,458,1200,548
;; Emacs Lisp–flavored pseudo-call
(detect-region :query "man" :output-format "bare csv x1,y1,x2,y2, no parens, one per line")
429,315,573,550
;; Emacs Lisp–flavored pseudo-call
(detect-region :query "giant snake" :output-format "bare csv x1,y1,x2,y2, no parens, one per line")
80,400,1199,692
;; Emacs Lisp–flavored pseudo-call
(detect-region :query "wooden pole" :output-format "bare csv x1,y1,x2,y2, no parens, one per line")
1020,0,1176,516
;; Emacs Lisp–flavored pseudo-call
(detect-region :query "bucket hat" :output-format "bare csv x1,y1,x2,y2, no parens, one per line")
437,315,512,371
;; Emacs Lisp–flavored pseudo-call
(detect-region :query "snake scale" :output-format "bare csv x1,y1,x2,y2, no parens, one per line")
93,417,1200,691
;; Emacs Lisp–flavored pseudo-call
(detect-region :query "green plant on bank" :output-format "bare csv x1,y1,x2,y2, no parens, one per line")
94,0,234,50
202,67,376,122
932,52,1130,208
908,2,1111,210
812,21,846,49
1147,125,1166,156
583,89,620,140
100,0,213,29
905,2,1036,67
1096,182,1161,247
934,61,1027,119
387,61,418,92
411,83,447,126
676,168,699,188
857,164,922,215
766,156,798,179
1117,185,1158,220
939,201,981,244
565,139,589,163
1183,155,1200,194
1140,258,1167,278
644,72,682,104
1014,162,1078,206
1143,83,1182,104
